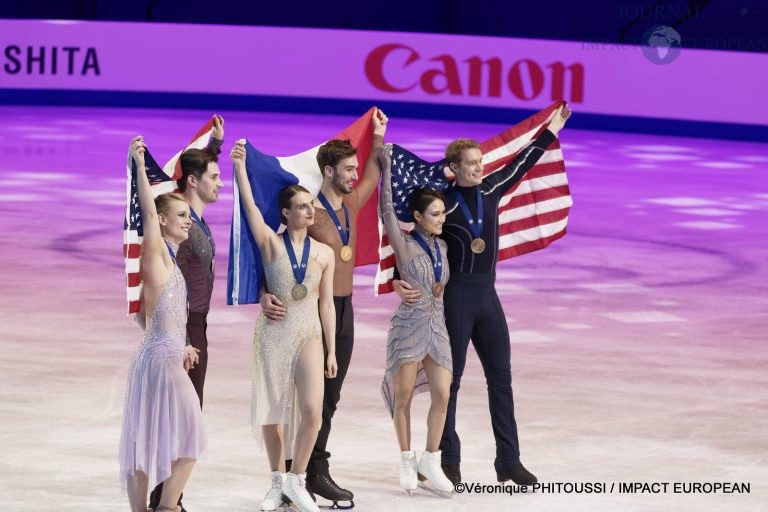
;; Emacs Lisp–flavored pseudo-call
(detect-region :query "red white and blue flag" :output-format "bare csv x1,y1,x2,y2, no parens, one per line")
123,120,215,314
228,108,377,305
374,102,573,294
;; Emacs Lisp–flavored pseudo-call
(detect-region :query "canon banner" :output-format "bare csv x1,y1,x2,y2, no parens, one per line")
0,19,764,126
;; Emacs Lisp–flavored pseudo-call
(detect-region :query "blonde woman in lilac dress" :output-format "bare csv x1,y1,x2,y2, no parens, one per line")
119,136,206,512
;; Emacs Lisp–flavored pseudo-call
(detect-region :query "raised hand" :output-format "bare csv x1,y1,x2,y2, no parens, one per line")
373,107,389,136
230,140,246,166
129,135,147,169
212,114,225,140
548,104,572,136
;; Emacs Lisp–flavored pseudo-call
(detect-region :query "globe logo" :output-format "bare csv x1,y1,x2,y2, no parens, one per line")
642,25,682,64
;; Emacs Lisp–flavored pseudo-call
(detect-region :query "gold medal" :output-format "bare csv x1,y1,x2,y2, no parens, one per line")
339,245,353,262
432,282,444,297
291,283,308,300
470,238,486,254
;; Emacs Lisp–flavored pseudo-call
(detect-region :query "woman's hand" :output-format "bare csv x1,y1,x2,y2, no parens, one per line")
230,141,246,167
129,135,147,169
183,345,201,371
325,352,338,379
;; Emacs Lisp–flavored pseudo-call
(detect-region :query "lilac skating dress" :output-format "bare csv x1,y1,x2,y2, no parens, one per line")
119,261,206,491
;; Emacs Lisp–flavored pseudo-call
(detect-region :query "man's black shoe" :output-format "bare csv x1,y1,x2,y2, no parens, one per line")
306,472,354,509
441,463,462,485
495,462,537,485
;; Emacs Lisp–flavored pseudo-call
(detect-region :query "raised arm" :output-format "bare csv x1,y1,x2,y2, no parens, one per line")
230,141,278,264
130,136,170,285
206,114,224,154
482,104,571,197
378,144,411,272
348,108,388,209
318,244,337,378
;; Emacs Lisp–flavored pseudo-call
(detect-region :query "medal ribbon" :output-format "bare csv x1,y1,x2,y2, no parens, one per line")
317,192,350,246
283,231,311,285
165,240,189,301
189,208,215,257
453,188,483,239
411,231,442,285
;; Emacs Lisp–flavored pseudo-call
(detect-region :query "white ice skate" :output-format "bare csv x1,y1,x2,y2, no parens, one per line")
400,450,418,495
417,450,454,498
283,472,320,512
260,471,285,511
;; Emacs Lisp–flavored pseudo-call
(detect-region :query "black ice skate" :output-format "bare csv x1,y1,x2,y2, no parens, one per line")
305,472,355,509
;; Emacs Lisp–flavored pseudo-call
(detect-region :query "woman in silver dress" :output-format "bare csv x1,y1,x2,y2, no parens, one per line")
231,141,337,512
379,145,454,497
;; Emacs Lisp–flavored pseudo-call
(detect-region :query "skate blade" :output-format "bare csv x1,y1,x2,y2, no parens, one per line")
317,499,354,510
418,480,453,499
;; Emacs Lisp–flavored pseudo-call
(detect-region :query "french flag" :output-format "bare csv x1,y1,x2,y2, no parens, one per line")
227,108,376,305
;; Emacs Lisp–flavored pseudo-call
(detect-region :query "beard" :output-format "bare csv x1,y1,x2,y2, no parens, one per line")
332,175,354,194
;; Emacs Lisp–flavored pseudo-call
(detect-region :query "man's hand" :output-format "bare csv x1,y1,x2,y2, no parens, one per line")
211,114,225,140
548,104,572,136
373,107,388,137
393,279,421,306
230,141,246,166
260,292,287,321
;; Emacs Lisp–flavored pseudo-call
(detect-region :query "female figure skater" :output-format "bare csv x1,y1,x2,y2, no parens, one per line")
230,141,337,512
119,136,206,512
379,144,454,497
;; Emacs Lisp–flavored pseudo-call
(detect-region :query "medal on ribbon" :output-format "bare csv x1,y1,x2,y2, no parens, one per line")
454,188,485,254
317,192,353,262
282,231,311,300
411,230,443,297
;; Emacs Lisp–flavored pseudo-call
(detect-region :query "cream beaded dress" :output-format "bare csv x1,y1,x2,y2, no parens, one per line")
250,245,323,456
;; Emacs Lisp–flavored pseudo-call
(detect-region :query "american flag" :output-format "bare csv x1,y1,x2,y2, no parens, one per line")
123,120,215,314
374,102,572,294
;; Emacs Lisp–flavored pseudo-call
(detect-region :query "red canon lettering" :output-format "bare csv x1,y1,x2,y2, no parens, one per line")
364,44,419,93
365,43,584,103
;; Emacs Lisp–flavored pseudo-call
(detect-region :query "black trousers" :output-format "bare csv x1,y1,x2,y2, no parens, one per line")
439,273,522,469
306,295,354,475
186,312,209,408
149,311,208,509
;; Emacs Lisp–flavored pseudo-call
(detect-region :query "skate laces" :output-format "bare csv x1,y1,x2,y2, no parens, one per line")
264,485,282,501
287,473,307,493
264,473,283,502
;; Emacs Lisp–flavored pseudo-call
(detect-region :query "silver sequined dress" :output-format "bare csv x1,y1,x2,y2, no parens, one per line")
379,145,453,415
119,262,206,491
251,246,322,457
